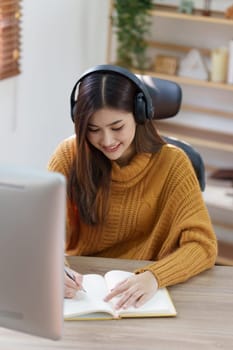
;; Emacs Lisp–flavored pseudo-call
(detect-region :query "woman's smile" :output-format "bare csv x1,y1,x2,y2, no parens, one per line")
102,143,121,153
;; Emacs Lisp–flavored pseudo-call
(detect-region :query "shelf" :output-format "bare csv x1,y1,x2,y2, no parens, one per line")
182,104,233,120
147,40,211,56
150,6,233,26
133,69,233,92
156,121,233,153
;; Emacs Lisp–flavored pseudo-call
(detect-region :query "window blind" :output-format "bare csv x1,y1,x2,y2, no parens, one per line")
0,0,21,80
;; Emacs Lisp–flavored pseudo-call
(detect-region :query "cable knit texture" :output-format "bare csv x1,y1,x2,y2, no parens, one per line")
48,135,217,288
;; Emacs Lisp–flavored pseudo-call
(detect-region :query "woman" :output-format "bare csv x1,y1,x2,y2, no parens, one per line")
48,65,217,310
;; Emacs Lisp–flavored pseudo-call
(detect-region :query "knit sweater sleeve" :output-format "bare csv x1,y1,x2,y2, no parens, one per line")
47,136,76,177
135,148,217,288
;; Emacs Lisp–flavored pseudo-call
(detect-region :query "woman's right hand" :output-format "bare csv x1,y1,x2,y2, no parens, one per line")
64,268,84,298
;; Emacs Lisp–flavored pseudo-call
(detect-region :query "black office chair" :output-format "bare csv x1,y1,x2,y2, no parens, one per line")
137,74,205,191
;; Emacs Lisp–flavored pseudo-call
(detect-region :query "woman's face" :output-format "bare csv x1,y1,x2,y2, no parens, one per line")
87,108,136,165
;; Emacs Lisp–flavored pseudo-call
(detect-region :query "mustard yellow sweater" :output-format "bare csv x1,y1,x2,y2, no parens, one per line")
48,135,217,288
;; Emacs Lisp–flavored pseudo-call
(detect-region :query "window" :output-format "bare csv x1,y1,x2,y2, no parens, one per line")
0,0,21,80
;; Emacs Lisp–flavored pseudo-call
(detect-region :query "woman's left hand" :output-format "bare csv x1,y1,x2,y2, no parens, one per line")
104,271,158,310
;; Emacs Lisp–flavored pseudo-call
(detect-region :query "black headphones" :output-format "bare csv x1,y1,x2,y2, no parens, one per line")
70,64,154,124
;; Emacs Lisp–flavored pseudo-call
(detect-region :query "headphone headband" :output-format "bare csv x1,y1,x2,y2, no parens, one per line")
70,64,154,123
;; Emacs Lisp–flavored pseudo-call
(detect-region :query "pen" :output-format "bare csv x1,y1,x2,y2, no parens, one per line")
64,267,86,292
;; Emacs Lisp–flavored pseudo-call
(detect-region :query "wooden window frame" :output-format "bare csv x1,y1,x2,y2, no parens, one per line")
0,0,21,80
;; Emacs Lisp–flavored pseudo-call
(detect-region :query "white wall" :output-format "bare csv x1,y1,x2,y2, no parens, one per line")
0,0,110,169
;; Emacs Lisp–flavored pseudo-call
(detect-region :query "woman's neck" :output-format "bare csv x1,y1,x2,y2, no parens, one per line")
115,143,136,167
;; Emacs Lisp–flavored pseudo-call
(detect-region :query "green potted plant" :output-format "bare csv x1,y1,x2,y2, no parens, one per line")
112,0,154,71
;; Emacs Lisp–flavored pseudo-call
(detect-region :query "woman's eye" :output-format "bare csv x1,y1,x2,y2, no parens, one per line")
112,126,123,131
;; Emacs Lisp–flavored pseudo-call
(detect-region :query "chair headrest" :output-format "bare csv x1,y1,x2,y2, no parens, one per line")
137,75,182,119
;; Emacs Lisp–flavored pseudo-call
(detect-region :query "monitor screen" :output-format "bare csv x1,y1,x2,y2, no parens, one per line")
0,165,66,340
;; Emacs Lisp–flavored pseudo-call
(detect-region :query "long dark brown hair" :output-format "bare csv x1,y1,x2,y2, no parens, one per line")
67,72,165,225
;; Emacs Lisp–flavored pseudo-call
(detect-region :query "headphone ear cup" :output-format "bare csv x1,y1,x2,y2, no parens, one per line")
134,92,148,124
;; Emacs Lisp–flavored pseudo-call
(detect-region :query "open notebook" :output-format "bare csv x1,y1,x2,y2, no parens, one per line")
64,270,177,320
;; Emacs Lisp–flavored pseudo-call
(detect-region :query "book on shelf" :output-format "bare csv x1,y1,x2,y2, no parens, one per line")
64,269,177,320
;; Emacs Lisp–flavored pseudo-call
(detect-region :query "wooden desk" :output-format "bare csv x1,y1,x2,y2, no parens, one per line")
0,256,233,350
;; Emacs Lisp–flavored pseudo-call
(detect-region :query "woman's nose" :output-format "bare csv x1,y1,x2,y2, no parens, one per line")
101,131,114,146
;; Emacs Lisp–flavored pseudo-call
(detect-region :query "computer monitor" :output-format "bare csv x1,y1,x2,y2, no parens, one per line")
0,165,66,340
